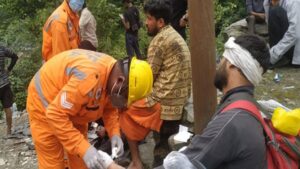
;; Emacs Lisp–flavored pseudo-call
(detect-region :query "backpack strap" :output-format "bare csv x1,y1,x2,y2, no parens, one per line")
221,100,262,121
221,100,276,146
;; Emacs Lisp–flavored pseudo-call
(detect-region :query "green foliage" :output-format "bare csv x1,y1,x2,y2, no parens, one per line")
10,49,42,110
0,0,246,110
89,0,124,57
88,0,147,58
214,0,246,53
0,0,148,110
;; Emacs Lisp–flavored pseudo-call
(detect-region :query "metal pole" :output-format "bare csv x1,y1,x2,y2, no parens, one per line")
189,0,217,134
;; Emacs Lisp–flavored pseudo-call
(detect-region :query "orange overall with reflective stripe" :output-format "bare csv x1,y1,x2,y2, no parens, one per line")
42,0,80,62
26,49,119,169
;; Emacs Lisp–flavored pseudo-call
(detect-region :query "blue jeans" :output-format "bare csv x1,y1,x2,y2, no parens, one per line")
125,33,142,59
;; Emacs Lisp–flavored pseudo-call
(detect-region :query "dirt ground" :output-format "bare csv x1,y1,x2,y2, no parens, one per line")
0,67,298,169
255,67,300,108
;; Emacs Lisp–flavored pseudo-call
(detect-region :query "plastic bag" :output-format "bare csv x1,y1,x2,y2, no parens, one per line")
163,151,197,169
272,107,300,136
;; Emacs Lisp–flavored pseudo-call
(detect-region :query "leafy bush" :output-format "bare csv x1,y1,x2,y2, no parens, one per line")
0,0,246,111
214,0,246,53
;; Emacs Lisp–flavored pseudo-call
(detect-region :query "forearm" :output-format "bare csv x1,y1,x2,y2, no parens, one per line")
251,11,265,19
46,106,90,157
108,162,125,169
103,101,121,138
270,34,296,64
122,19,130,30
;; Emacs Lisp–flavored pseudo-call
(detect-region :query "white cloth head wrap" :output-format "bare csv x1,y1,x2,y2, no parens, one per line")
223,37,264,86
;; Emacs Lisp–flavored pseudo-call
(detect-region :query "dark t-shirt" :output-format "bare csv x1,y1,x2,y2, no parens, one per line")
170,0,187,32
123,6,140,35
246,0,265,14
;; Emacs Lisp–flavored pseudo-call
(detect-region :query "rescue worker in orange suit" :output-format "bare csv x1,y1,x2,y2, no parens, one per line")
42,0,83,62
26,49,153,169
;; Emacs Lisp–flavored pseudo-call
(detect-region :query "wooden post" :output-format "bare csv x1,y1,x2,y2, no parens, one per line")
189,0,217,134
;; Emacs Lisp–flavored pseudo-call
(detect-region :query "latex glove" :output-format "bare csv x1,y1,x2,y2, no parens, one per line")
111,135,124,158
98,150,114,169
83,146,105,169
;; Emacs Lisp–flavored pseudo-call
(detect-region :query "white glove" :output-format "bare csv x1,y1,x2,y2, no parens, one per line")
111,135,124,158
98,150,113,169
83,146,105,169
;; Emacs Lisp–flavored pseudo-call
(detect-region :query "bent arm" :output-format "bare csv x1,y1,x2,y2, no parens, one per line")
270,1,298,64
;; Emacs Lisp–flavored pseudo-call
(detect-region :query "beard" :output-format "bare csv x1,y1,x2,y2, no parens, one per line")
147,26,159,37
214,62,228,91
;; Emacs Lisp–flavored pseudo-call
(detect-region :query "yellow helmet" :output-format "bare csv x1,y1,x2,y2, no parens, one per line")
127,57,153,105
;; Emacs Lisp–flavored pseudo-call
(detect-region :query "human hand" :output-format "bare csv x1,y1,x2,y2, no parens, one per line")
179,15,188,27
111,135,124,158
83,146,106,169
98,150,114,169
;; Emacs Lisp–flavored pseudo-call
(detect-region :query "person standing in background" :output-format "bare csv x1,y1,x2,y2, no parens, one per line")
121,0,142,59
0,46,18,136
42,0,84,62
79,2,98,51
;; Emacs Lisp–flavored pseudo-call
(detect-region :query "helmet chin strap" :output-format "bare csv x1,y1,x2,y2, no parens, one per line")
120,57,130,80
111,79,124,96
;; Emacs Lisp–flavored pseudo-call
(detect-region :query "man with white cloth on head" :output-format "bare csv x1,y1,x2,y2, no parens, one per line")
155,35,270,169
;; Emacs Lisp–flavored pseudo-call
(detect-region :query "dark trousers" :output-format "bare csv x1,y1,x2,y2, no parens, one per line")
269,6,294,67
125,33,142,59
0,84,13,108
152,120,181,168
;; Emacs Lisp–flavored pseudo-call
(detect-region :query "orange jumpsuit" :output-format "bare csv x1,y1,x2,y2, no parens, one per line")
42,0,80,62
27,49,120,169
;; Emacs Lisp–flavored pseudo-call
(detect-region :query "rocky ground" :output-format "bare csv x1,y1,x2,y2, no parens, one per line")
0,67,298,169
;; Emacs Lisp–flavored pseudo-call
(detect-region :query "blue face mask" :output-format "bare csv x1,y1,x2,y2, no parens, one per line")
69,0,85,13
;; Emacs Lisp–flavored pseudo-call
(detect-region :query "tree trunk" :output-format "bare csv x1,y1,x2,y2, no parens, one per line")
189,0,217,134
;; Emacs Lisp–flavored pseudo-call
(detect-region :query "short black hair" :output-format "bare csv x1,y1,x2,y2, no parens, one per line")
143,0,171,24
234,35,270,73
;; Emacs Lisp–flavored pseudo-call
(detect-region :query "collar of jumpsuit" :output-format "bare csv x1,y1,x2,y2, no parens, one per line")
63,0,80,21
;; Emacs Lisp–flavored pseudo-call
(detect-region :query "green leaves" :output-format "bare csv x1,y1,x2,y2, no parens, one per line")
214,0,246,53
0,0,247,111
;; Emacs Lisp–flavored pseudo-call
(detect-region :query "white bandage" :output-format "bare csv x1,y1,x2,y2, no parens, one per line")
223,37,263,86
98,150,113,169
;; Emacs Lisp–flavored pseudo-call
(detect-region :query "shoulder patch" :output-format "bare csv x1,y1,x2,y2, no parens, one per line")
61,92,74,109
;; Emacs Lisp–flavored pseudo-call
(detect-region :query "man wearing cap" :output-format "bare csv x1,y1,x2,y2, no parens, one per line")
156,35,270,169
26,49,153,169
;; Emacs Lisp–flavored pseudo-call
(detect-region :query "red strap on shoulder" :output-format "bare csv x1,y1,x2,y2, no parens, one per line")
221,100,262,120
